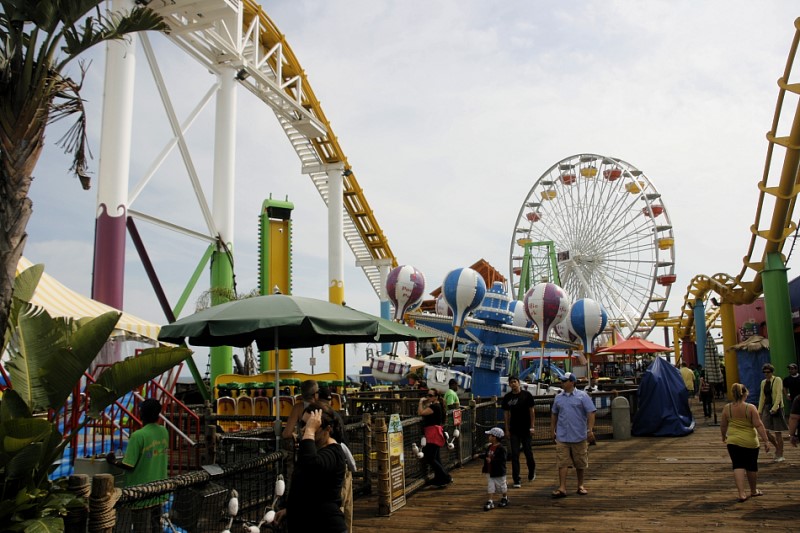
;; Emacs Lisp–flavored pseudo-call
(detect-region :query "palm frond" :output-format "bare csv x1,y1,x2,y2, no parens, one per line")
6,306,120,413
2,264,43,353
48,65,91,183
59,7,168,68
0,390,32,423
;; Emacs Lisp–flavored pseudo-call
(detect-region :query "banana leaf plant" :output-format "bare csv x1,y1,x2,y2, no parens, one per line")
0,264,191,531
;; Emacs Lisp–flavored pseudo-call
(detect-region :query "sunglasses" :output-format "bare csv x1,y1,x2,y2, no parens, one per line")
426,393,436,397
763,370,773,374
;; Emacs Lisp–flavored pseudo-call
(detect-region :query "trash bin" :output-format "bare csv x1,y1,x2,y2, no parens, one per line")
611,396,631,440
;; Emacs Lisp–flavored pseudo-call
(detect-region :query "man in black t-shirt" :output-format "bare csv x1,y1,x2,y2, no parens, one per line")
501,376,536,488
783,363,800,408
789,394,800,448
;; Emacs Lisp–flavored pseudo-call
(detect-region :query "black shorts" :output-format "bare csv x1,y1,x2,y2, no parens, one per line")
726,444,759,472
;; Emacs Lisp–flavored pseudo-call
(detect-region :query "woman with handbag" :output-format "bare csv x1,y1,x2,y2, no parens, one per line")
418,388,452,488
758,363,788,462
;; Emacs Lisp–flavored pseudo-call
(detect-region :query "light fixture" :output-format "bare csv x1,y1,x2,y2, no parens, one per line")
342,169,353,177
235,69,250,81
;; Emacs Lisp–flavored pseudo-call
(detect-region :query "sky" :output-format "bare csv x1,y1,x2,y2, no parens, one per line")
22,1,800,377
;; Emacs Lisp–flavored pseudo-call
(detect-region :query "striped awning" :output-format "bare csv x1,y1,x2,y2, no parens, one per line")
15,257,161,342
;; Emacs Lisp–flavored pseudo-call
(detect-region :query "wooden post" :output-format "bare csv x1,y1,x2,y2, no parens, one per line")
470,399,478,457
64,474,90,533
375,416,391,516
362,412,373,493
88,474,117,533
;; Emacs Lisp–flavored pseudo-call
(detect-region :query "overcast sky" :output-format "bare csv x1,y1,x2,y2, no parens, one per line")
23,1,800,375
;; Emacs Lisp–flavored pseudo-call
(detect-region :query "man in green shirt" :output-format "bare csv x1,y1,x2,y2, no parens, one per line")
444,378,460,409
108,398,169,531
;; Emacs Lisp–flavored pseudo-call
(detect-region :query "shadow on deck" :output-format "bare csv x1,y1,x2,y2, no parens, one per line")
353,402,800,533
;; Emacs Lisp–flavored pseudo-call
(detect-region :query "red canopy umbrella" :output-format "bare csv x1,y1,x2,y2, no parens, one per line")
596,337,671,355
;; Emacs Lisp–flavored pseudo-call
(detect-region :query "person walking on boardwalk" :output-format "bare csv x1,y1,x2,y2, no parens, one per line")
758,363,788,462
680,362,695,400
720,383,771,502
699,374,714,418
783,363,800,410
788,394,800,448
550,372,596,498
418,388,452,488
480,427,508,511
501,375,536,488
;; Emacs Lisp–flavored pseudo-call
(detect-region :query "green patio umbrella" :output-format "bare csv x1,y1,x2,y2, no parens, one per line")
158,294,433,349
158,294,433,447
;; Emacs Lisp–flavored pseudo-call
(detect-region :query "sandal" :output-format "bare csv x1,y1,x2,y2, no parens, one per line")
736,496,749,503
551,489,568,499
750,490,764,497
576,487,588,496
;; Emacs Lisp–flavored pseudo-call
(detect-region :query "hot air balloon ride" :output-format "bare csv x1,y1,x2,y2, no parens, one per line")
386,265,426,321
442,267,487,357
567,298,608,387
524,282,570,382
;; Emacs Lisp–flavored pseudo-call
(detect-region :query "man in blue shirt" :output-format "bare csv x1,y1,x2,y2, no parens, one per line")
550,373,596,498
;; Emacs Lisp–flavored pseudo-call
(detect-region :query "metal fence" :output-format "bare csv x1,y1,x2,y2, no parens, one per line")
114,451,284,533
111,389,638,527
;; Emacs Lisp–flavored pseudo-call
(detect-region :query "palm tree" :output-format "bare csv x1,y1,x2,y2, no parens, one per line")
0,1,167,340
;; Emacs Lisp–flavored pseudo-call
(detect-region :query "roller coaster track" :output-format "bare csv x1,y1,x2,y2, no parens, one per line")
677,18,800,339
153,0,397,297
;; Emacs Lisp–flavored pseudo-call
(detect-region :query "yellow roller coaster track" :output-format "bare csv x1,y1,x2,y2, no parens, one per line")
153,1,399,294
241,1,398,292
676,18,800,340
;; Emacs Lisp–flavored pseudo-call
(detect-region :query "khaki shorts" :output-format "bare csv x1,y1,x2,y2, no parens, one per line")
555,440,589,470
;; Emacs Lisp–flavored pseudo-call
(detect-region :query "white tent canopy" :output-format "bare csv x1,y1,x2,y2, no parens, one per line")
15,257,161,342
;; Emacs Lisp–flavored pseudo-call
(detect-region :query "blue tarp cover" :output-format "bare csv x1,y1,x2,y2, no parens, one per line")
632,356,695,437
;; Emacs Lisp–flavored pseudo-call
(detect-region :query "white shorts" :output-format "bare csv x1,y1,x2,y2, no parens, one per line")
486,474,507,495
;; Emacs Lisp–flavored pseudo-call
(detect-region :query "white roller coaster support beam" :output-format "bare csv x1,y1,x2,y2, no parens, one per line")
93,0,137,315
152,0,392,300
328,164,345,378
328,164,345,303
213,68,238,246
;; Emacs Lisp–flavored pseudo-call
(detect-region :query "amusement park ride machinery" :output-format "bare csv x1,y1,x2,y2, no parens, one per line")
668,19,800,382
92,0,402,388
510,19,800,385
510,154,677,346
92,1,799,393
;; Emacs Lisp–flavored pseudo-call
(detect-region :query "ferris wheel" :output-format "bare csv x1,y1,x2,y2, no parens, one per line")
509,154,676,340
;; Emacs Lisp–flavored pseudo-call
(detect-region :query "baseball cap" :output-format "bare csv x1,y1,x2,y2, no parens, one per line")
485,427,504,439
560,372,577,382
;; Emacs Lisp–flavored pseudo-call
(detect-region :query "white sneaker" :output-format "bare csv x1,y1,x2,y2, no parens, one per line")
774,456,785,463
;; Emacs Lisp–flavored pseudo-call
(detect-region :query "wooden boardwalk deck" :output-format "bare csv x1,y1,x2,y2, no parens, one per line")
353,403,800,533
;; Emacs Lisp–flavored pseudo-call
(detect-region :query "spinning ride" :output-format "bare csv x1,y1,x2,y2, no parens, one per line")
510,154,676,340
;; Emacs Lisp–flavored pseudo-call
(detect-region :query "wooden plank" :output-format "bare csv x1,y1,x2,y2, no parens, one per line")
353,403,800,532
